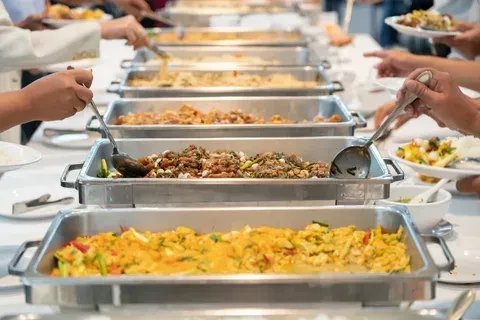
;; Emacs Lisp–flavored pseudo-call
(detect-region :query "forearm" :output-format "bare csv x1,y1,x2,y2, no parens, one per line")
0,23,100,72
0,91,34,133
415,56,480,91
56,0,106,5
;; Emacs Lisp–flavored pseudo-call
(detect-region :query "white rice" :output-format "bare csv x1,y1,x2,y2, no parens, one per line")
448,136,480,159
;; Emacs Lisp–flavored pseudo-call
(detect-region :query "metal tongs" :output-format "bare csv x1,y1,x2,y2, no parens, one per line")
12,194,74,215
141,11,185,39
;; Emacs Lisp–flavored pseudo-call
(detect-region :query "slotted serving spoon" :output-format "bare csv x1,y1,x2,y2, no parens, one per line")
330,71,433,179
85,87,149,178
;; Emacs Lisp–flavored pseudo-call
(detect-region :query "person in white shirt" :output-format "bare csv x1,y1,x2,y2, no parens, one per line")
0,0,149,143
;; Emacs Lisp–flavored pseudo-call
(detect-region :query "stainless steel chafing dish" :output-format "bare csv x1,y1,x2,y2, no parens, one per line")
107,65,343,98
8,206,453,306
120,46,329,69
148,27,310,46
86,96,366,139
60,137,402,206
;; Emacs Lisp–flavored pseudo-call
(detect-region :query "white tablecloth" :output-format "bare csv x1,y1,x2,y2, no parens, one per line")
0,36,479,317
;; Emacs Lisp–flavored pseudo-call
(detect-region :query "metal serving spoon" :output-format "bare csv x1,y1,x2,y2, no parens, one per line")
448,157,480,170
446,289,476,320
85,86,149,178
330,71,433,179
150,44,171,60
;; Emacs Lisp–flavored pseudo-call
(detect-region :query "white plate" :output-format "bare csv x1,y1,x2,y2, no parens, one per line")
43,13,112,28
0,246,21,290
388,145,479,181
0,186,79,220
384,16,461,39
0,142,42,173
40,58,101,73
376,77,480,99
428,235,480,284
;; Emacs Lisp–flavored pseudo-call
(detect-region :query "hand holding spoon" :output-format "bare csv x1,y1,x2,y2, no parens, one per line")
330,70,433,179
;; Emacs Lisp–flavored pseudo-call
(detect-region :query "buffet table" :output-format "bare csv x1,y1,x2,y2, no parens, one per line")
0,36,479,317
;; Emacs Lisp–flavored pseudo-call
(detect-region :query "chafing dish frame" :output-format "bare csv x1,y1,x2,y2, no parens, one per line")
148,27,310,47
9,206,454,306
86,96,366,139
120,46,330,69
60,137,403,206
107,65,344,98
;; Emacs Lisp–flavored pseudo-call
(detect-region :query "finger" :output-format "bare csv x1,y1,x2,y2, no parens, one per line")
394,113,412,129
74,83,93,105
363,50,388,58
433,36,453,45
133,0,152,12
456,176,480,194
72,97,87,112
125,28,139,46
68,69,93,87
403,79,440,107
125,6,143,20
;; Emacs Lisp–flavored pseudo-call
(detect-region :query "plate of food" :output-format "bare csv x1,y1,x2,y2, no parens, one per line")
389,136,480,181
43,4,112,28
384,10,461,39
0,142,42,173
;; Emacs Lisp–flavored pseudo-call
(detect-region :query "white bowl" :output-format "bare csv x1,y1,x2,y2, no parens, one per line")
376,186,452,232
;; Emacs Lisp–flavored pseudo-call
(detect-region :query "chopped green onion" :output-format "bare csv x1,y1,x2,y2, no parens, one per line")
312,220,329,228
96,252,108,276
210,234,219,243
58,260,68,277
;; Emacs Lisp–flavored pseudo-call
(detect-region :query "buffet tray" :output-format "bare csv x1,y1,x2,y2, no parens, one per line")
86,96,366,138
60,137,403,206
148,27,310,46
8,206,453,306
107,65,343,98
120,46,329,69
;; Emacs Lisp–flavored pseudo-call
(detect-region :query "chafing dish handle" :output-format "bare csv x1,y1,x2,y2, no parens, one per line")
350,111,367,129
60,163,83,189
86,115,100,132
319,60,331,69
422,235,455,272
383,158,404,182
107,80,121,94
120,59,133,69
331,81,344,93
8,240,41,276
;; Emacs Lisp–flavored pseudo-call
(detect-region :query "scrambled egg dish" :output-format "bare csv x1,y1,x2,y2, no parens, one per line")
51,224,410,277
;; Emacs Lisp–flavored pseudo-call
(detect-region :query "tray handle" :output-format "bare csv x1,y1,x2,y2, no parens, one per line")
350,111,367,129
120,59,133,69
422,234,455,272
86,115,101,132
383,158,404,182
319,60,331,69
8,240,41,276
107,80,121,94
60,163,83,189
331,81,344,93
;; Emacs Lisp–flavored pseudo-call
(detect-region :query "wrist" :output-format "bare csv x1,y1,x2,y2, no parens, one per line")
14,89,36,121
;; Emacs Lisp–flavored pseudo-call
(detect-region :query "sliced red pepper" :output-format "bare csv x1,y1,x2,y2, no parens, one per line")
284,248,297,255
111,250,117,256
70,240,90,253
263,254,274,264
120,225,127,233
363,232,371,245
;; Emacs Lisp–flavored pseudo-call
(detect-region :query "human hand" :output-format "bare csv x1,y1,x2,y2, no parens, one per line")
363,50,419,78
457,176,480,198
110,0,153,20
396,68,480,136
99,15,150,49
434,22,480,60
373,100,413,129
20,69,93,121
14,14,50,31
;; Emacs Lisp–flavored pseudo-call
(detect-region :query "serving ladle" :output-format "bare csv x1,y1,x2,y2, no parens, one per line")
86,88,149,178
330,70,433,179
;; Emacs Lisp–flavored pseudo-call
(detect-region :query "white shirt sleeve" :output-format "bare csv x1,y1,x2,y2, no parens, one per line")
0,1,101,73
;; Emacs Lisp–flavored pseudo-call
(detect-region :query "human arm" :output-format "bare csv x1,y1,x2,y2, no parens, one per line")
434,22,480,60
364,50,480,91
396,68,480,136
14,14,50,31
0,69,93,133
